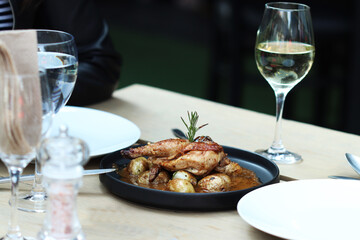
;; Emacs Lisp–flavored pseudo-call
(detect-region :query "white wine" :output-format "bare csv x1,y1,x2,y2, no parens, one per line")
255,41,315,90
38,52,78,113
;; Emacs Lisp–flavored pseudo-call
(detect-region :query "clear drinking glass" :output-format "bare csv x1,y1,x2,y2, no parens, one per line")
255,2,315,164
0,72,48,240
36,30,78,114
17,30,78,212
17,69,53,212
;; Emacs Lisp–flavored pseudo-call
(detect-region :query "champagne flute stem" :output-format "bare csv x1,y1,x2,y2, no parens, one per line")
7,166,23,239
270,91,288,152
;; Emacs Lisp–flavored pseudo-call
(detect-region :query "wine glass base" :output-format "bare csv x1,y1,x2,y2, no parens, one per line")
16,192,47,213
0,236,36,240
256,148,302,164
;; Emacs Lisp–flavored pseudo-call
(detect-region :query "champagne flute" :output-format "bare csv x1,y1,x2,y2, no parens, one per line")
0,71,47,240
255,2,315,164
17,30,78,212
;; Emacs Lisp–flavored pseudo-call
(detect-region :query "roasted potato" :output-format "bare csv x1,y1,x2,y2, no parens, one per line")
198,173,231,192
172,170,197,186
127,157,149,176
167,179,195,193
213,173,231,184
137,170,151,184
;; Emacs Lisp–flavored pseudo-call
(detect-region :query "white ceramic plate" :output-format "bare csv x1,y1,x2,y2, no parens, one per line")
237,179,360,240
50,106,141,157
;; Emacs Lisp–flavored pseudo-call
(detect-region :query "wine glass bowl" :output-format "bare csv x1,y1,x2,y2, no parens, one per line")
256,41,315,91
37,30,78,114
0,72,44,240
255,2,315,164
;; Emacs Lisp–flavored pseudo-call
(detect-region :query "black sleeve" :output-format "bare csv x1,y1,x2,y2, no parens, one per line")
33,0,122,106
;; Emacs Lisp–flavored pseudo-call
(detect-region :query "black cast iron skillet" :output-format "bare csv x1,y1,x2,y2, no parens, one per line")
99,145,279,211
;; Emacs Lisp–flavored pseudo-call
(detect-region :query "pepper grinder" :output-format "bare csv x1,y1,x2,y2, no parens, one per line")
37,125,90,240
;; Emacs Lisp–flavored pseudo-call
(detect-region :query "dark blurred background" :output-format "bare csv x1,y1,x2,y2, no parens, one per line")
94,0,360,135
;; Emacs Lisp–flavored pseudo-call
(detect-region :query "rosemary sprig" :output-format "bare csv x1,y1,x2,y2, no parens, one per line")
181,111,208,142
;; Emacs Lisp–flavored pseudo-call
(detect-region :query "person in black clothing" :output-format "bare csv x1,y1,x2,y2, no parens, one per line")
7,0,121,106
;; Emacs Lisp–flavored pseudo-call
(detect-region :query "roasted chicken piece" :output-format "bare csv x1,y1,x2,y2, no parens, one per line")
153,150,226,176
214,157,243,176
137,170,170,185
121,138,226,176
123,139,190,159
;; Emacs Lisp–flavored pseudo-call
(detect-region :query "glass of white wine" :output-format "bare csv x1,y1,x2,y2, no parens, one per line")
255,2,315,164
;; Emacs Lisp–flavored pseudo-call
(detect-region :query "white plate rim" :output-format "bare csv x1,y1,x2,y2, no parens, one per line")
237,179,360,240
51,106,141,157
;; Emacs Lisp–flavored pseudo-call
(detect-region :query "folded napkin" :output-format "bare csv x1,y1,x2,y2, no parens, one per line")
0,30,38,75
0,30,42,155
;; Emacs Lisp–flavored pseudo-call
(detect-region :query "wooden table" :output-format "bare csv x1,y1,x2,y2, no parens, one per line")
0,83,359,239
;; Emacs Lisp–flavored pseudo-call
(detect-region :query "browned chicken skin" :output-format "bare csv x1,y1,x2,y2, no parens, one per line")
121,138,226,176
122,139,190,159
215,160,243,176
154,150,226,176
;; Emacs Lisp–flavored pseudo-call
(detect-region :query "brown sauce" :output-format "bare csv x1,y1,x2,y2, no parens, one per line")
115,163,261,193
225,168,261,191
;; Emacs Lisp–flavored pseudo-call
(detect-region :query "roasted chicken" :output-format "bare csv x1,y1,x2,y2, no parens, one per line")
121,137,227,176
120,136,261,193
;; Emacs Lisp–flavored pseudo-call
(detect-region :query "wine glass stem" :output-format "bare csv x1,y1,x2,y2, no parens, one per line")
7,166,23,239
31,157,45,198
271,91,288,152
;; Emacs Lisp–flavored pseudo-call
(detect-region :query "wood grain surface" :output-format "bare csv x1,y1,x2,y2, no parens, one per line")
0,84,358,239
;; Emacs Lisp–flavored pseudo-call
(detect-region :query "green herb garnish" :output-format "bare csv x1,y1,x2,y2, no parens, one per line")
181,111,208,142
